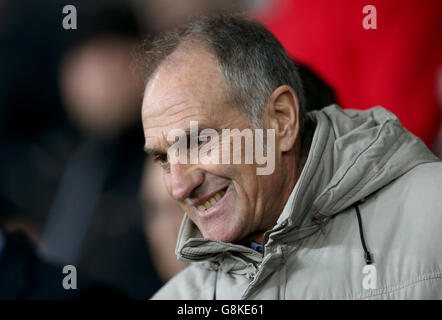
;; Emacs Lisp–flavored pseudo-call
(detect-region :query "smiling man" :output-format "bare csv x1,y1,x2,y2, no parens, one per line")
141,15,442,299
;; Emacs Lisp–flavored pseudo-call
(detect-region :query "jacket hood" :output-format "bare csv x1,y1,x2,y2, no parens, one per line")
175,105,439,264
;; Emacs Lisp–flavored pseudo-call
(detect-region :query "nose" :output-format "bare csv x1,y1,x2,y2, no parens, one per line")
168,163,204,201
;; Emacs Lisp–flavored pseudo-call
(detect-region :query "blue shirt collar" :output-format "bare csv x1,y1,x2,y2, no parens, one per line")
249,241,263,253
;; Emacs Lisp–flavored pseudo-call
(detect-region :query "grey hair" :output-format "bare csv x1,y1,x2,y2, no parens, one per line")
140,14,307,137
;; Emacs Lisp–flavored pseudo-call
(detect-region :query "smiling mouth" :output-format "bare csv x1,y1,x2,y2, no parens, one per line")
194,186,229,213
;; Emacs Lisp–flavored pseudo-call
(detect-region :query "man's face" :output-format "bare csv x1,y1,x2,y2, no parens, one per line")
141,47,283,243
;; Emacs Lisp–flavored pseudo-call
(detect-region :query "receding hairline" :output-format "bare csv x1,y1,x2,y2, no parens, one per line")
144,36,224,91
142,38,233,112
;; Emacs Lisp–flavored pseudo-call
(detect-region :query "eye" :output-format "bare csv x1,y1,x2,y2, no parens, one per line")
155,155,170,172
153,153,168,165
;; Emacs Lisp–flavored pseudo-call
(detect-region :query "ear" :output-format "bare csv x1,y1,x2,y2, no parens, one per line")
264,85,300,153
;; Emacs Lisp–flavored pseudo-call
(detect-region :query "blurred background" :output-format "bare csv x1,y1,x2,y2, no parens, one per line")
0,0,441,299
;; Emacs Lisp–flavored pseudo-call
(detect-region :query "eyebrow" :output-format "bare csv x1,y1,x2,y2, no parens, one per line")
182,125,223,136
144,147,166,157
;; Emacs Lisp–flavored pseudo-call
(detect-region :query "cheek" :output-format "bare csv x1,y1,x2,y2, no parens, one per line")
229,167,258,209
237,164,259,188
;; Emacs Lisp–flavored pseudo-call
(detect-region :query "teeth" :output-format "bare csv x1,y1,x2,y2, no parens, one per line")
196,190,226,211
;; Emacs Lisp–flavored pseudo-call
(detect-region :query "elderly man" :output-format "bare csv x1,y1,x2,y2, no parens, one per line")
141,15,442,299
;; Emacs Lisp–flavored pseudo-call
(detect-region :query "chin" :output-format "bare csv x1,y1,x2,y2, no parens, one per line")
203,226,241,244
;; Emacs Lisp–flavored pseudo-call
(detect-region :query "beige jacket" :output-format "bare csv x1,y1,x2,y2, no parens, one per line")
152,105,442,299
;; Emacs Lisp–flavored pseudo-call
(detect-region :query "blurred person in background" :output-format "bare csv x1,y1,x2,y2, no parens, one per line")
140,159,188,283
297,64,337,111
0,0,161,298
38,2,161,298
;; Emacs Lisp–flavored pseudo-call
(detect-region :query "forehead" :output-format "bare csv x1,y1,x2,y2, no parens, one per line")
141,45,234,147
143,45,228,111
